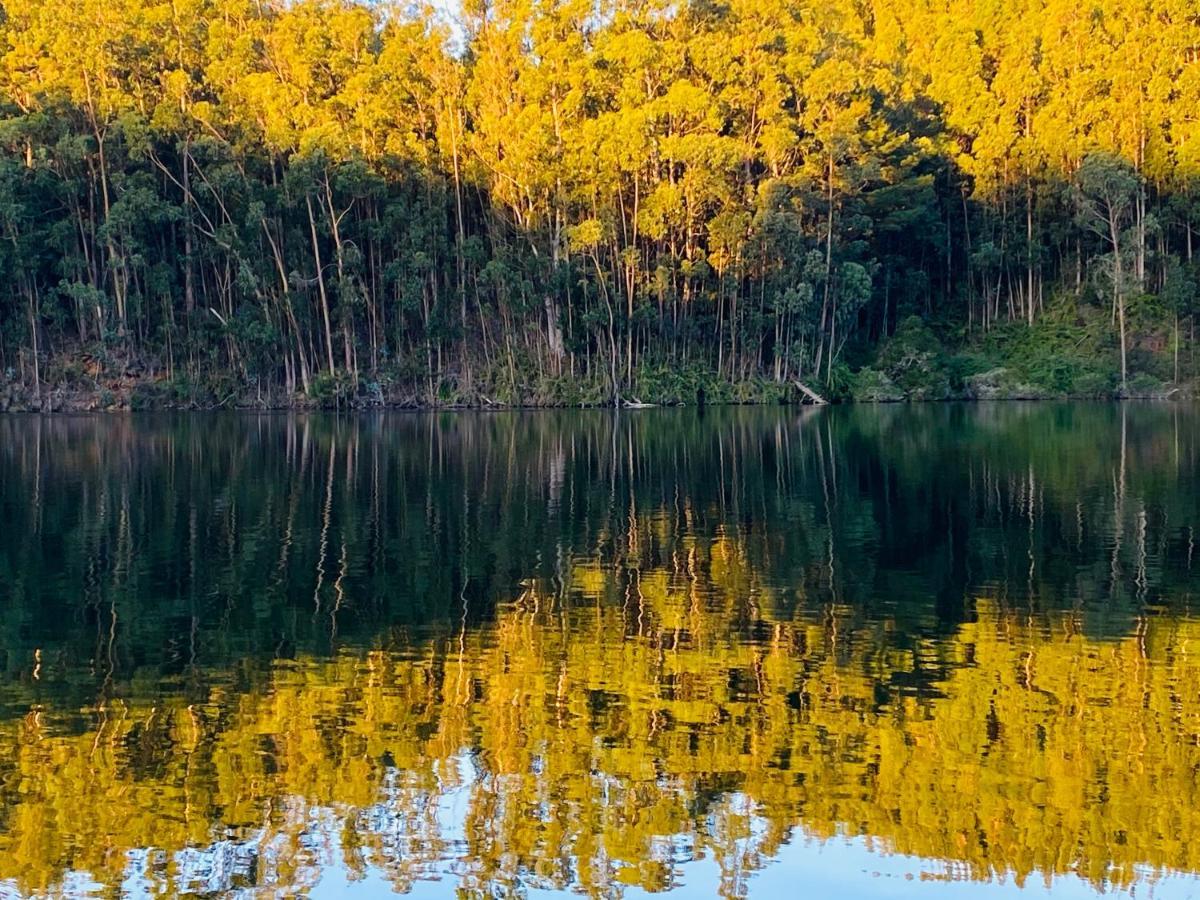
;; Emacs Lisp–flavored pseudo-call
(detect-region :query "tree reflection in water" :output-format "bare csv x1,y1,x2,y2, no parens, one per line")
0,405,1196,897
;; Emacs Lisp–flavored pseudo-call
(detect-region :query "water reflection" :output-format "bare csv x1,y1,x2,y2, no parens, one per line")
0,405,1197,897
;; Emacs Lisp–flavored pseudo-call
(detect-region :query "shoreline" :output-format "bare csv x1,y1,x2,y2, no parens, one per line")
0,383,1192,414
6,318,1194,413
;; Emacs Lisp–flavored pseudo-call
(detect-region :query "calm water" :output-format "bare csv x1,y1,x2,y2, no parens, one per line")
1,405,1199,899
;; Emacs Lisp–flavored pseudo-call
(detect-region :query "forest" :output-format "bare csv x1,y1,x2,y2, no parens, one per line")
1,0,1199,407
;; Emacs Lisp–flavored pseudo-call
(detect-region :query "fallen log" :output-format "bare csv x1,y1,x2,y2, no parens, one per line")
622,397,657,409
793,381,828,405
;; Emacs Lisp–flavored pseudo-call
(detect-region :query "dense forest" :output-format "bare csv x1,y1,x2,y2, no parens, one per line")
0,0,1199,407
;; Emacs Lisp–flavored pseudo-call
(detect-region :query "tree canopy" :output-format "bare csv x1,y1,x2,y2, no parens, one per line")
0,0,1199,404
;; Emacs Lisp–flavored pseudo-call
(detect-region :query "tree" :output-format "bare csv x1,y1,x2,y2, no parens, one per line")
1077,153,1140,389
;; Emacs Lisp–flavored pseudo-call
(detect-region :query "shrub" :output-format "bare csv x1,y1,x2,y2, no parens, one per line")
964,368,1050,400
850,367,904,402
1121,373,1169,398
1070,371,1116,398
875,317,952,400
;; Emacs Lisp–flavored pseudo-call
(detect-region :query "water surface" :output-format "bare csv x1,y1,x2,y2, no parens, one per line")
1,405,1198,898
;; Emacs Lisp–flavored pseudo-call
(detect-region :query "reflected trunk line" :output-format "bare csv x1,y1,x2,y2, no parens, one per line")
313,438,336,617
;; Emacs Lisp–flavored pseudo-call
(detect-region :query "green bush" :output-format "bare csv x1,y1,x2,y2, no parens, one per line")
850,367,904,402
875,316,952,400
308,371,349,404
1121,373,1169,398
1070,371,1116,398
964,368,1050,400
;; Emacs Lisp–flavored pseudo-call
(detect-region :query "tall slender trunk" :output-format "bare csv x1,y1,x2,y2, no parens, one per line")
182,139,195,317
94,125,126,336
322,174,355,383
262,217,310,393
1110,213,1128,390
306,194,337,375
26,280,40,401
822,151,835,381
1026,176,1035,325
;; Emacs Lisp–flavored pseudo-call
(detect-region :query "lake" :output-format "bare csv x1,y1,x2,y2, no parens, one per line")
0,404,1198,898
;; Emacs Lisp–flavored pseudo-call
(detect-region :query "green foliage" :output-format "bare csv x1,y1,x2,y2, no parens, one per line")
874,317,953,400
850,367,904,402
963,368,1052,400
972,313,1123,397
308,371,352,404
1121,373,1172,398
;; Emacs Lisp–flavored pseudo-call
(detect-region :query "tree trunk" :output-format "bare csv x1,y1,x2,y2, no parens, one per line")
306,194,337,375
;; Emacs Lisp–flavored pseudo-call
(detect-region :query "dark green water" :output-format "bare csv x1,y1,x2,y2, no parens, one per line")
0,405,1198,898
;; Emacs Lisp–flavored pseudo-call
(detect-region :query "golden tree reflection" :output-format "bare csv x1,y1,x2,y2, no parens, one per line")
1,406,1198,897
2,547,1199,897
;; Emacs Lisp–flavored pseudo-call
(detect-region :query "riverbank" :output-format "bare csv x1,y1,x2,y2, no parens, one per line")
0,362,796,412
4,316,1195,412
2,369,1193,413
